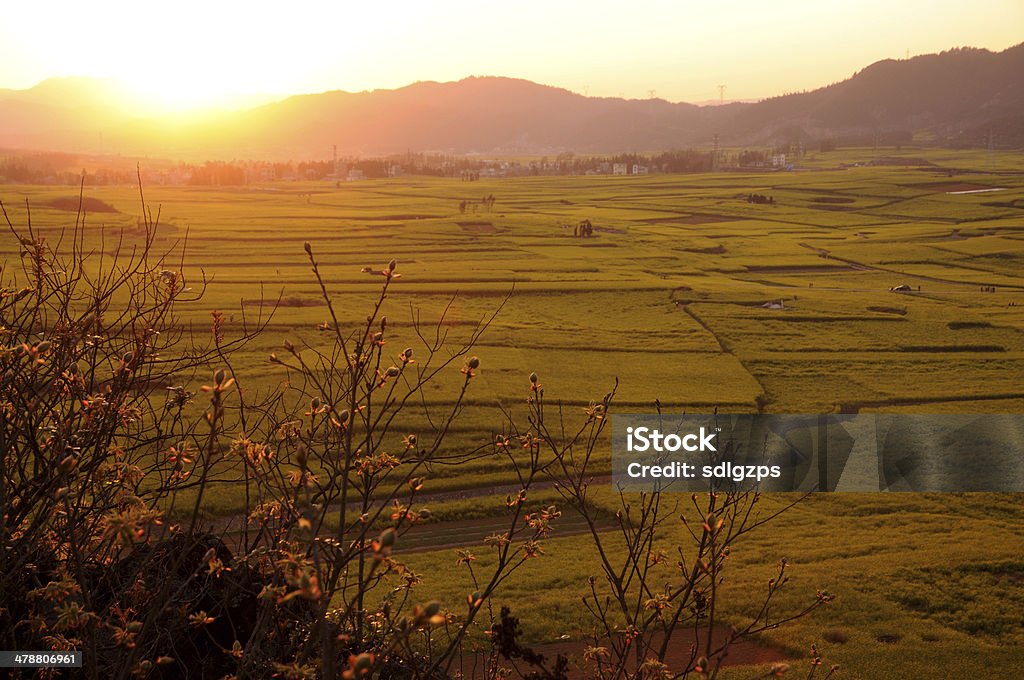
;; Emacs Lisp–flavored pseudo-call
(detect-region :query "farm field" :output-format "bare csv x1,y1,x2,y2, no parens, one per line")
5,148,1024,420
3,147,1024,677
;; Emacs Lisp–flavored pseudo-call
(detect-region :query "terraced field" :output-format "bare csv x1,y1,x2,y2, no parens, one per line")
5,148,1024,419
3,147,1024,677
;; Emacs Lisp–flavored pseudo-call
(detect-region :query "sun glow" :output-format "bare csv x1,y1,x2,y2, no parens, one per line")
0,1,390,113
1,0,1021,109
118,75,280,114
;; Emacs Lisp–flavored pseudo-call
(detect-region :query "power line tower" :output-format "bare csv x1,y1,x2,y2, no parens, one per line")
718,84,726,104
648,89,656,99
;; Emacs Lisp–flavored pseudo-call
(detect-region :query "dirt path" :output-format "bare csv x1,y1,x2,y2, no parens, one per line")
207,475,615,553
396,512,616,553
457,627,792,678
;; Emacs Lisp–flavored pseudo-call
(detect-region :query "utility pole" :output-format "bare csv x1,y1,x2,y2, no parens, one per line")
712,133,720,171
718,84,726,104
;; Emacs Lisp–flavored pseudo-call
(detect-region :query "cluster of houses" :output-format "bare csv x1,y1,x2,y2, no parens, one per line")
453,160,652,178
325,162,402,182
611,163,651,176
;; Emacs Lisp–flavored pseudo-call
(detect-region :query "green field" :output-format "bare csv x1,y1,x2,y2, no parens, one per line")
7,149,1024,416
3,146,1024,677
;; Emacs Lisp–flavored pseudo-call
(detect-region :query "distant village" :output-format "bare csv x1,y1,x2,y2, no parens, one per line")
0,145,808,186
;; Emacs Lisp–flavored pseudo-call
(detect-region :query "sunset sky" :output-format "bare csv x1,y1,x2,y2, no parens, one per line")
1,0,1020,110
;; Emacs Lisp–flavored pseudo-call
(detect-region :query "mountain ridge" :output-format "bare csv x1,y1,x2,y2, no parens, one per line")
1,44,1021,159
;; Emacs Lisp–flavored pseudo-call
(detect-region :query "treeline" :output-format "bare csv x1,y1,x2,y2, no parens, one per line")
2,136,917,187
0,152,113,184
0,148,780,185
2,151,714,184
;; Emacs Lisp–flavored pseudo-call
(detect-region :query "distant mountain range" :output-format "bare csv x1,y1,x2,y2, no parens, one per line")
2,44,1022,160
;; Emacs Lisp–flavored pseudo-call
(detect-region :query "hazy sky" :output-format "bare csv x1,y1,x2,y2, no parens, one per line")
1,0,1020,109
